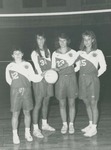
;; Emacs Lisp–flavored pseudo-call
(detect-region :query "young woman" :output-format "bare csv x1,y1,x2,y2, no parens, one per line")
31,32,55,138
5,48,41,144
52,33,78,134
76,30,107,137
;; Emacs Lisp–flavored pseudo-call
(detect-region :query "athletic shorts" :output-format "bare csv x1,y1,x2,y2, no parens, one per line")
33,79,53,100
10,87,33,112
55,72,78,100
79,73,100,102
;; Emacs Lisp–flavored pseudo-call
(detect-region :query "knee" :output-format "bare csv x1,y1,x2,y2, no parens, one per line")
34,101,42,109
12,112,20,118
90,100,98,108
23,111,30,117
84,101,91,108
43,98,50,106
59,100,66,109
68,99,75,108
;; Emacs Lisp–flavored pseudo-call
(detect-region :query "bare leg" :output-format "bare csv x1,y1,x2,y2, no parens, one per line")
12,111,20,130
23,110,33,141
84,100,98,137
68,98,75,134
42,96,55,131
32,97,43,124
90,100,98,124
84,100,93,122
12,111,20,144
68,98,76,123
42,96,50,119
23,110,31,128
59,99,67,122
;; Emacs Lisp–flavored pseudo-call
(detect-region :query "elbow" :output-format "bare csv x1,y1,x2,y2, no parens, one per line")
7,80,11,85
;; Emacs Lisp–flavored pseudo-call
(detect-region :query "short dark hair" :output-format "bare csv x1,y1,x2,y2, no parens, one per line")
55,33,71,49
10,46,23,55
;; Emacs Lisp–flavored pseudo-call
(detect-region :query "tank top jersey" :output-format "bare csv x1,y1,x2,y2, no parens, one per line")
52,49,78,75
8,62,31,88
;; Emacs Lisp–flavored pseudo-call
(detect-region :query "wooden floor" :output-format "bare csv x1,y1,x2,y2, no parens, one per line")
0,90,111,150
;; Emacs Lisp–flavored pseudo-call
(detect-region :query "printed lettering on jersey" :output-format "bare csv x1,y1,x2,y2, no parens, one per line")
79,56,98,75
56,59,65,68
11,71,19,80
79,51,99,69
40,59,47,66
80,59,86,67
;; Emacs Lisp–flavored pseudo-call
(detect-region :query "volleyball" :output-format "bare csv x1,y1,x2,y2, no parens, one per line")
44,69,58,84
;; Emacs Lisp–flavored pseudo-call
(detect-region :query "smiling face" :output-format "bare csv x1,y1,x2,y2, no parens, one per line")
12,50,23,62
36,35,45,50
59,38,67,48
83,35,94,49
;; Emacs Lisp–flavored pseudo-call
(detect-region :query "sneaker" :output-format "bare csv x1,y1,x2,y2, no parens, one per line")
42,124,55,131
61,125,68,134
33,129,44,138
69,124,75,134
84,127,97,137
81,125,92,133
25,132,33,142
13,134,20,144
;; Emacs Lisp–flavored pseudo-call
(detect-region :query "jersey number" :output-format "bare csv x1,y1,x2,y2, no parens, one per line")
81,59,86,66
40,60,47,66
56,60,65,67
11,72,19,80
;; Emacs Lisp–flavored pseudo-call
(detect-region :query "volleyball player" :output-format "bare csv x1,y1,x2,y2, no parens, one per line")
5,48,42,144
52,33,78,134
75,30,107,137
31,32,55,139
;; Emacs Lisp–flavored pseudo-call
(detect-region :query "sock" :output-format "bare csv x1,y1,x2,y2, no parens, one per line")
42,119,47,126
89,121,93,126
63,122,68,126
69,122,73,126
92,124,97,129
13,129,18,136
33,124,39,130
25,128,30,134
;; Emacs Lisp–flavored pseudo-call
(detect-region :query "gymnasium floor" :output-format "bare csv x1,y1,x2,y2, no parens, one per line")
0,97,111,150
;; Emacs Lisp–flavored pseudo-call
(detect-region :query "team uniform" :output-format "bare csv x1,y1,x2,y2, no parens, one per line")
5,61,41,112
52,48,78,100
31,50,53,99
76,49,107,102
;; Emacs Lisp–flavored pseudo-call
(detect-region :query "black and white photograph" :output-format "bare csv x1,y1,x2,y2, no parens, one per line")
0,0,111,150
